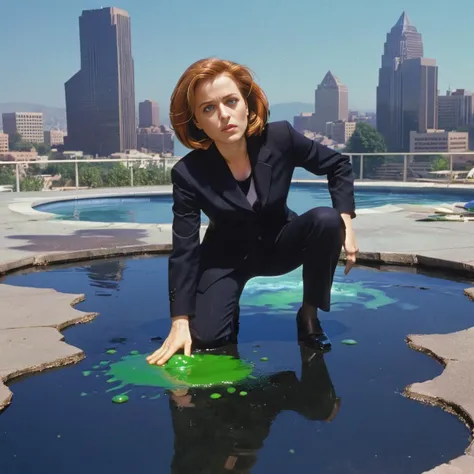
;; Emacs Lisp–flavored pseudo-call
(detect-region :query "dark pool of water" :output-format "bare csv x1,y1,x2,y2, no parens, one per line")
1,257,473,473
34,182,474,224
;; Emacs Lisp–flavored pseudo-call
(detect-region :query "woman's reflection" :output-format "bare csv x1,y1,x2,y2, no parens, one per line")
168,345,340,473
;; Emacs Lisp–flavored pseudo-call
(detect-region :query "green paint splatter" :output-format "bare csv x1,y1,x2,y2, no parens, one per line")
289,449,295,454
227,387,236,394
341,339,358,345
239,391,248,397
80,392,87,397
163,354,253,387
106,349,117,355
92,365,100,370
82,371,91,377
92,352,253,393
260,357,269,362
210,393,222,399
241,269,397,312
99,361,109,366
112,393,129,404
149,394,161,400
129,350,139,355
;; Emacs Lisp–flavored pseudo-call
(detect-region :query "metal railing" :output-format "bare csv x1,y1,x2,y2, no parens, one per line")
0,152,473,192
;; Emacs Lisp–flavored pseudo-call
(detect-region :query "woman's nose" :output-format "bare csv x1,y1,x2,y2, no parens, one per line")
218,104,230,118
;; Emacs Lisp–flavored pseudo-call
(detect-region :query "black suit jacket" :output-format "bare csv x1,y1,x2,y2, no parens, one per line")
168,120,355,317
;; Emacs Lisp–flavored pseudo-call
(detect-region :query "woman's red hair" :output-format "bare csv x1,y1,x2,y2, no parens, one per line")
169,57,270,150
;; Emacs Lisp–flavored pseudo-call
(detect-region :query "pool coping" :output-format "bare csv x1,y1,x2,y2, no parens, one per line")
8,179,474,228
1,182,474,473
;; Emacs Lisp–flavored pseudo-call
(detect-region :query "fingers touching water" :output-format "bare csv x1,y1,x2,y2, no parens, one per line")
146,316,192,366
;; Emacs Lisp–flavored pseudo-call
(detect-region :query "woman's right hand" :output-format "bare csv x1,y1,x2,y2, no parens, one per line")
146,316,192,366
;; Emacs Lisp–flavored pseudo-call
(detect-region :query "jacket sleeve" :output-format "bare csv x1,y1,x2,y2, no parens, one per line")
168,166,201,317
286,121,356,218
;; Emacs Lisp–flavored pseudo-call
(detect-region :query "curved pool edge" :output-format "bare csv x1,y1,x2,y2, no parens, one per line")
8,188,175,224
1,244,472,286
10,178,474,227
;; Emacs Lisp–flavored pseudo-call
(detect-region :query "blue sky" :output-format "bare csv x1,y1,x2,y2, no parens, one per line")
1,0,473,112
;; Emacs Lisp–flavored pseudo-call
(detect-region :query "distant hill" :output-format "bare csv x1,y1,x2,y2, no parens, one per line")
0,103,67,131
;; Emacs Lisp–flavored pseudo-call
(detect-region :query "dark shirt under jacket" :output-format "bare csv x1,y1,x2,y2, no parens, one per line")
168,120,356,317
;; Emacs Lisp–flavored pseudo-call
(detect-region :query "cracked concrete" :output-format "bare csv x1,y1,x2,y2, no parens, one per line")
406,329,474,473
425,456,474,473
464,288,474,301
0,183,473,473
0,327,88,411
0,284,97,411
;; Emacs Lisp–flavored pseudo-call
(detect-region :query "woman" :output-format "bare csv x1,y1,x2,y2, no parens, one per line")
147,58,358,366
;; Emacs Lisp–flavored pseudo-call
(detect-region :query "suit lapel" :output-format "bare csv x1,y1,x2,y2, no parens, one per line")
207,144,254,212
248,136,272,208
207,136,273,212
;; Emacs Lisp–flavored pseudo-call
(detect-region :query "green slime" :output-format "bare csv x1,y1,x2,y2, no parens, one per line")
102,353,253,391
241,270,397,312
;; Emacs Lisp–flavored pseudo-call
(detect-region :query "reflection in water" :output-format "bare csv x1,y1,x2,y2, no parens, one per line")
1,257,472,473
168,345,338,474
79,260,125,293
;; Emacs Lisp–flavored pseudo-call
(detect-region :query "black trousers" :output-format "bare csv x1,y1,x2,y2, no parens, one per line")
190,206,343,347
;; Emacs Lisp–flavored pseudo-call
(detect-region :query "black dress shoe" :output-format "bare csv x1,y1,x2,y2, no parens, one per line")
296,309,332,352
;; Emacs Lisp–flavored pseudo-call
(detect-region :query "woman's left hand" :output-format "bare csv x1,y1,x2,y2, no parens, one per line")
340,214,359,275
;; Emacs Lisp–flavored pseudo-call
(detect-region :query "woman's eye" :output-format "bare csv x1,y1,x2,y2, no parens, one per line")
203,104,214,113
228,98,238,105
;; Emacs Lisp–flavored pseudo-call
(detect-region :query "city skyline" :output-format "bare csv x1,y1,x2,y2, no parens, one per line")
1,0,473,113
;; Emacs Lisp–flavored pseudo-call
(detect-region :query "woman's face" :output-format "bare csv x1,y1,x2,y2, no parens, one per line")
193,73,249,147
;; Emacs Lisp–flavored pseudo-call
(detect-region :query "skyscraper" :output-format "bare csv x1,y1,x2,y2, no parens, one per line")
139,100,159,128
376,12,423,150
65,7,136,156
313,71,348,134
396,58,438,150
438,89,474,131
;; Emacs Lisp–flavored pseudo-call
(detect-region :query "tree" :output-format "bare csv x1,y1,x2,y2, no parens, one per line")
431,155,449,171
346,123,387,178
43,162,75,186
35,143,51,155
14,141,35,152
8,133,22,150
103,164,131,187
20,176,43,192
79,166,103,188
134,163,172,186
0,166,15,188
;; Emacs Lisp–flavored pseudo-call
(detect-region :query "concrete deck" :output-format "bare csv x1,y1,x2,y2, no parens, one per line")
0,182,473,473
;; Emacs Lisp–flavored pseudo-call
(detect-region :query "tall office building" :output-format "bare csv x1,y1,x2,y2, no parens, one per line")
139,100,159,128
376,12,423,150
65,7,136,155
2,112,44,143
395,58,438,150
313,71,348,134
438,89,474,131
